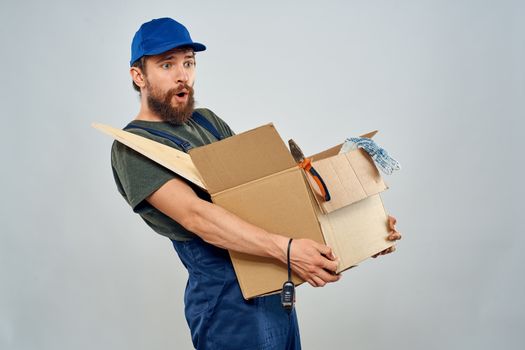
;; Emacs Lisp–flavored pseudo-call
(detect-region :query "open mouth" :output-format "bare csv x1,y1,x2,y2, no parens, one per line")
176,91,187,98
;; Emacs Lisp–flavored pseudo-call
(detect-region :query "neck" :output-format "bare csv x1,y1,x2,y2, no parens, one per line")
134,94,162,122
135,110,163,122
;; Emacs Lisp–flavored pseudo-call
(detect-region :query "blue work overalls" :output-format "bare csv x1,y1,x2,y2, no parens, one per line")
173,237,301,349
126,112,302,349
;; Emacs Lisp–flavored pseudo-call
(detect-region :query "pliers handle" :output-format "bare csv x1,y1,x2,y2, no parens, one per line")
298,158,331,202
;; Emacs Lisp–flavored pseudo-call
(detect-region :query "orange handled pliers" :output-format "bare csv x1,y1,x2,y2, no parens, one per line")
288,139,331,202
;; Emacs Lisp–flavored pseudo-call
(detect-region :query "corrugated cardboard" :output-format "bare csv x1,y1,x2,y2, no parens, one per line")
189,125,326,297
302,140,391,274
308,148,388,214
92,122,394,299
317,194,390,273
92,123,205,188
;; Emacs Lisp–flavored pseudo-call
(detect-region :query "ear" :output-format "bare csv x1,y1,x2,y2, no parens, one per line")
130,67,146,89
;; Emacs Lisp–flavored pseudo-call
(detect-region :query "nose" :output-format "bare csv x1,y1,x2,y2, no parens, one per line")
175,63,189,84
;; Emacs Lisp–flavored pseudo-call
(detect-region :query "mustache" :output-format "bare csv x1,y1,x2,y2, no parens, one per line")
167,83,194,97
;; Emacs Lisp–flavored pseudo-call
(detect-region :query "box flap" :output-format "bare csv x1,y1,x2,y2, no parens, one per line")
308,130,378,161
310,144,343,161
189,124,297,194
92,123,206,189
308,149,388,213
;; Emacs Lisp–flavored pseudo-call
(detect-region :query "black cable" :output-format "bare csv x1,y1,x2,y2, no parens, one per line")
287,238,292,281
281,238,295,312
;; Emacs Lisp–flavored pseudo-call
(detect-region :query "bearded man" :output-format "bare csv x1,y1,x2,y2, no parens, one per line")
110,18,401,350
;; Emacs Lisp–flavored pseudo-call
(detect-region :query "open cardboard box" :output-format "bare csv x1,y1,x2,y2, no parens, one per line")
93,122,394,299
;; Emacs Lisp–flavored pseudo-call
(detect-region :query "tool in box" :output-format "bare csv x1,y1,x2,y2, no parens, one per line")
288,139,331,202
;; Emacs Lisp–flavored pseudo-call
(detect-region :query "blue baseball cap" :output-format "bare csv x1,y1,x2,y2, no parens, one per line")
130,18,206,66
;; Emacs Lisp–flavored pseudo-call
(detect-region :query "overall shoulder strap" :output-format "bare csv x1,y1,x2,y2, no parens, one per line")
123,110,223,152
192,110,224,141
124,124,192,152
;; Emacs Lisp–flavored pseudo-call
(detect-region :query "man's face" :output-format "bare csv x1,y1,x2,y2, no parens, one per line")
143,48,197,124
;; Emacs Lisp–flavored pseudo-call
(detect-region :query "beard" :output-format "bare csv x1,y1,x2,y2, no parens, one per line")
146,81,195,125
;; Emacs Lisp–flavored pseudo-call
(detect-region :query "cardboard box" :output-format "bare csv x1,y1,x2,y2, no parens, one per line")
93,123,394,299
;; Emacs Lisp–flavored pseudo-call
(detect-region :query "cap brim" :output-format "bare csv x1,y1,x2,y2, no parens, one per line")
130,41,206,66
146,41,206,56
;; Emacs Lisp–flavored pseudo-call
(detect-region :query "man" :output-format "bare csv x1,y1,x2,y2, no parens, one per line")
111,18,401,350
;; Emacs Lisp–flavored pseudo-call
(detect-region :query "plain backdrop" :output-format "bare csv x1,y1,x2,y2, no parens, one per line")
1,0,524,349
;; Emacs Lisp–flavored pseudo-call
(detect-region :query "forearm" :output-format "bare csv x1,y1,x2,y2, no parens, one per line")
147,178,340,287
146,178,288,262
182,199,288,263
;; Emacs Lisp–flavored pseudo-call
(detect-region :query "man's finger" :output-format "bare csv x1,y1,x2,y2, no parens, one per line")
311,275,326,287
384,246,396,254
387,231,402,241
372,245,396,258
321,258,339,273
317,243,337,260
388,215,397,229
318,269,341,283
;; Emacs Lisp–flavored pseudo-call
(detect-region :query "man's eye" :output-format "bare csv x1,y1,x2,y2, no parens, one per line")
162,63,171,69
184,61,195,68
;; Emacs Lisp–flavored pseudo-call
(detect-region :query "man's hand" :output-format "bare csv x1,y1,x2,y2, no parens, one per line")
288,238,341,287
372,215,402,258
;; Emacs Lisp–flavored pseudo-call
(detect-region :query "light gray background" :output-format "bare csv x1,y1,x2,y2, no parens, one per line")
1,0,524,349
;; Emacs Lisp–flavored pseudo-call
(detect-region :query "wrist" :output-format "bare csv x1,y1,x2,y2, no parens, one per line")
269,234,289,264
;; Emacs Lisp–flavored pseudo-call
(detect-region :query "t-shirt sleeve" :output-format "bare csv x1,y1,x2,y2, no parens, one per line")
111,140,176,211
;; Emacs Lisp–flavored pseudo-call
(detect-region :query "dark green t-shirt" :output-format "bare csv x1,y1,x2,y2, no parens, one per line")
111,108,235,241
